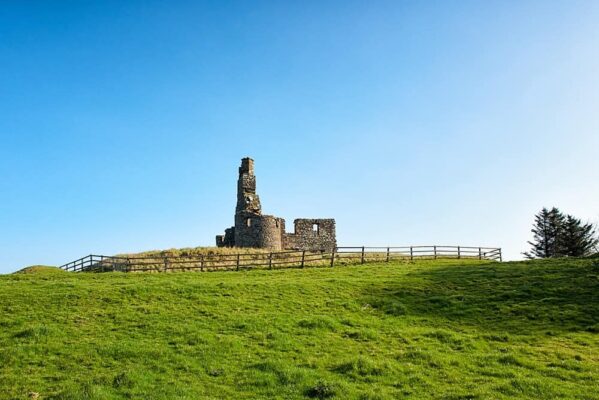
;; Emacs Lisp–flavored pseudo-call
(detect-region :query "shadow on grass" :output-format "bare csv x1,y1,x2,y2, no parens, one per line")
366,258,599,334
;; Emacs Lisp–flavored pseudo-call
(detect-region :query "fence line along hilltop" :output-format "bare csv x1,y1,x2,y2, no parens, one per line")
60,245,502,273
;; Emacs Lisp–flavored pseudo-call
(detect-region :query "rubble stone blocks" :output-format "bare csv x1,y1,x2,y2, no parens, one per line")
216,157,337,251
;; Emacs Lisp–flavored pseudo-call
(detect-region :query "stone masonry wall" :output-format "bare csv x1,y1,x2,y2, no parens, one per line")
233,212,284,250
258,215,284,250
283,219,337,251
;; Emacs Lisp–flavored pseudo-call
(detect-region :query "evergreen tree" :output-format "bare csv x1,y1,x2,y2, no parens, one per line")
561,215,598,257
524,207,565,259
524,207,598,258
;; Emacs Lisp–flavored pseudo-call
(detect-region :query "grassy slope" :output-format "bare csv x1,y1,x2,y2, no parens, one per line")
0,258,598,400
116,246,273,258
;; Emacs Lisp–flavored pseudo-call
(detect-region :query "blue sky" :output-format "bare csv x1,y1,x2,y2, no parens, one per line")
1,1,598,273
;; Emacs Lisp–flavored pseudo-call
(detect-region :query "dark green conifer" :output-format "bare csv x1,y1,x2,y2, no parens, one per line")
524,207,564,259
561,214,598,257
525,207,598,258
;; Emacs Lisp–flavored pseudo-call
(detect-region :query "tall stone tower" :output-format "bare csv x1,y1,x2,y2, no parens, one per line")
235,158,262,216
232,157,284,249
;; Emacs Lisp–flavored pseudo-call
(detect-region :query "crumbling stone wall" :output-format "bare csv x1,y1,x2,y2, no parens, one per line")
216,227,235,247
233,212,284,250
216,158,337,251
284,219,336,251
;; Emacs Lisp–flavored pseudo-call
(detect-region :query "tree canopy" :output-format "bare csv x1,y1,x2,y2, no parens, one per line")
524,207,598,258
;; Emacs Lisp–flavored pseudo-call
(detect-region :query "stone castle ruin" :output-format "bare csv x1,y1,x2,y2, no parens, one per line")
216,158,336,251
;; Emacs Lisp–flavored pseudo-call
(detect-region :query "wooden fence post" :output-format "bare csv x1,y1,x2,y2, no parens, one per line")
268,252,273,270
301,250,306,268
386,247,390,262
499,249,502,262
236,254,240,271
200,255,204,272
410,246,413,261
361,246,365,264
457,246,461,259
330,248,336,267
164,257,168,272
478,247,482,260
433,246,437,260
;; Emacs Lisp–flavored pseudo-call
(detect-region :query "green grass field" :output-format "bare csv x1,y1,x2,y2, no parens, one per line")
1,257,598,399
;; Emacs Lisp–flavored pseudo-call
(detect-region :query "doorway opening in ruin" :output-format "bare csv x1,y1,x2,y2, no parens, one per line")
312,223,319,235
246,218,252,227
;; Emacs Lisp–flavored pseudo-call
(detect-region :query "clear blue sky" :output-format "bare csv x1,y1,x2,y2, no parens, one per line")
1,1,598,273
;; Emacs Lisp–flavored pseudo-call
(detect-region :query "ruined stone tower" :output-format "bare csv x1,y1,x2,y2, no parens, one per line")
236,158,261,215
216,158,336,251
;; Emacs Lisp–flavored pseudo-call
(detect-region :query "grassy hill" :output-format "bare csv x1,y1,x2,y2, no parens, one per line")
1,257,598,399
117,246,274,259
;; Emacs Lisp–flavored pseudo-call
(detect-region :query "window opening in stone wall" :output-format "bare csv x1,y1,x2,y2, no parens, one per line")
246,218,252,227
312,223,319,235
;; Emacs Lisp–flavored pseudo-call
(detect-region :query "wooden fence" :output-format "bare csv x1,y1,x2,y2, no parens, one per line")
59,245,502,273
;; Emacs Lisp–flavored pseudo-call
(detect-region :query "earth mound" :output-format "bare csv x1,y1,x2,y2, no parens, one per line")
15,265,63,274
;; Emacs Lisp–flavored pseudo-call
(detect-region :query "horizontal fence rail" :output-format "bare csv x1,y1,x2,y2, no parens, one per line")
59,245,502,273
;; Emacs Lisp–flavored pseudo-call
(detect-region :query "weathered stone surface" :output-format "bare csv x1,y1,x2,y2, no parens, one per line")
216,158,337,251
284,219,336,251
